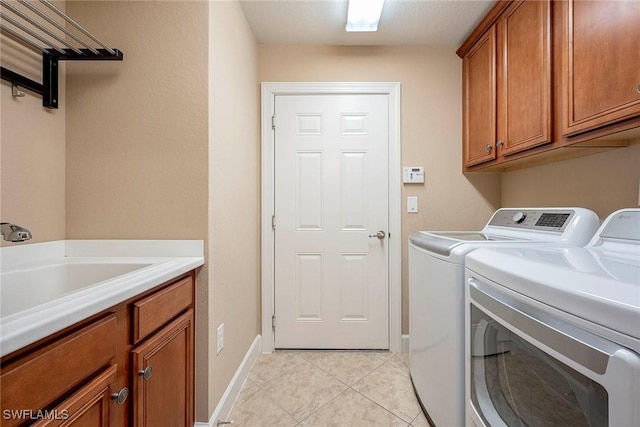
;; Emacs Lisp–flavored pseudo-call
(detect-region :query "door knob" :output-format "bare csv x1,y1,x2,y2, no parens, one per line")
369,231,386,239
485,144,493,152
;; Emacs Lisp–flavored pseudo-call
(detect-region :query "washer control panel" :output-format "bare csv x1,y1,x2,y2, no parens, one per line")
488,209,574,232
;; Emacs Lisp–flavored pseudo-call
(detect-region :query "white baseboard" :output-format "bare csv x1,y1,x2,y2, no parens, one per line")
195,335,261,427
402,334,409,354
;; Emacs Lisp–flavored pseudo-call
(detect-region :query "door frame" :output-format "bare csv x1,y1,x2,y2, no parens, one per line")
260,82,402,353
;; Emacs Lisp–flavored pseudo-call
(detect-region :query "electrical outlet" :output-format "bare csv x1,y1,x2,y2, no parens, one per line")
216,323,224,355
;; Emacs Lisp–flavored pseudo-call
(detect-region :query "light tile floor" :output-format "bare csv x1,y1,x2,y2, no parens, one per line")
228,351,430,427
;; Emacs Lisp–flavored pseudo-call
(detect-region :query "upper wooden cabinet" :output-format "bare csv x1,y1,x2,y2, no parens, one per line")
458,0,640,172
461,0,552,169
498,0,552,156
463,26,497,167
563,0,640,136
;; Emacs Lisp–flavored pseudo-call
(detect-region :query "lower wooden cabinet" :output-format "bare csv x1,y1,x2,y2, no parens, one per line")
131,310,194,427
0,315,118,427
0,272,196,427
32,365,119,427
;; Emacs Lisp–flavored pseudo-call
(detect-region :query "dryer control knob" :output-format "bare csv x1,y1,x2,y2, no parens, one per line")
512,212,527,223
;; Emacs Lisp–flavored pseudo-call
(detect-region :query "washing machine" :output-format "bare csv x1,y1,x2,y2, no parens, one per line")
408,207,600,427
465,208,640,426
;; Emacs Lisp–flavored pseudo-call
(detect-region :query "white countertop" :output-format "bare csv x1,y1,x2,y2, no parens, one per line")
0,240,204,357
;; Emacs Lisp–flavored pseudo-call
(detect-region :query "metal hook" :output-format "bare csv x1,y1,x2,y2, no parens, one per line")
11,84,25,97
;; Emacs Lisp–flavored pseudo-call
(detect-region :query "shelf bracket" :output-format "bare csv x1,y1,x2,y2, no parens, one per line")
1,48,123,109
42,52,58,108
1,66,44,98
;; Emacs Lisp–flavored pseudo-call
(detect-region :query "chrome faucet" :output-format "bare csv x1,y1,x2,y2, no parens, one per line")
0,223,33,242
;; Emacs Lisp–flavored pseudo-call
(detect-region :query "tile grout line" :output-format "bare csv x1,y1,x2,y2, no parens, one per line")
298,354,414,425
292,385,353,426
302,355,386,388
233,351,416,426
348,357,418,424
348,385,413,426
260,358,348,426
280,352,394,426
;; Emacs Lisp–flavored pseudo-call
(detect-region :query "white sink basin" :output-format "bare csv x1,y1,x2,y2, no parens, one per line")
0,240,204,358
1,262,150,317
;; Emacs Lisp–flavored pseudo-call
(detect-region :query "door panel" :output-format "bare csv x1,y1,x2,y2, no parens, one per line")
463,27,497,167
499,0,551,155
274,94,389,349
131,311,193,427
564,0,640,135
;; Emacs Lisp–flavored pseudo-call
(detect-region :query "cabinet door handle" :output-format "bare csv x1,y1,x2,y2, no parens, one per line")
111,387,129,405
637,84,640,93
485,144,493,152
496,140,504,147
138,366,153,381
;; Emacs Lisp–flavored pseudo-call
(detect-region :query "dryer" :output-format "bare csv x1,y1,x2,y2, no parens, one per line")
465,208,640,426
408,208,600,427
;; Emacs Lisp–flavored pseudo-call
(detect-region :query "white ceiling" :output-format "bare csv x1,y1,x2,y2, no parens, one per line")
239,0,495,46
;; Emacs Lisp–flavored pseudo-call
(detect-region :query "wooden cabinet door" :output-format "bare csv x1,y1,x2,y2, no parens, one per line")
563,0,640,135
463,26,497,167
498,0,551,156
1,315,117,427
31,365,119,427
131,310,194,427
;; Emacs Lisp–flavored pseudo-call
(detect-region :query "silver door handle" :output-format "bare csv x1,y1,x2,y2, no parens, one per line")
369,231,386,239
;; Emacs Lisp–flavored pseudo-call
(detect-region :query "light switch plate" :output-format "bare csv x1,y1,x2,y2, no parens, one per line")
216,323,224,355
407,196,418,213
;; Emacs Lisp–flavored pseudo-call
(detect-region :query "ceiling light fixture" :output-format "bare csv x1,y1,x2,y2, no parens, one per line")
346,0,386,32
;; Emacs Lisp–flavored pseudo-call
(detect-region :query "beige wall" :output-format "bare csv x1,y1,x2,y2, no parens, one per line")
501,142,640,220
64,0,211,421
258,45,501,333
65,1,208,241
209,0,260,421
0,3,66,246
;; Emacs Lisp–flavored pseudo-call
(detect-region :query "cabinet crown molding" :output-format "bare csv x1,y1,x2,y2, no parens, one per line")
457,0,512,58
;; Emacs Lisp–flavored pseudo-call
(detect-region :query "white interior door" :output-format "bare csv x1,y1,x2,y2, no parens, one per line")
274,94,389,349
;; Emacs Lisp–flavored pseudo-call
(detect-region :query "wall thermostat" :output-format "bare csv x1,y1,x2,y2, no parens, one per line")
403,167,424,183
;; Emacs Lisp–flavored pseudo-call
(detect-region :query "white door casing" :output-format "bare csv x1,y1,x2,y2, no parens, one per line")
274,94,389,349
261,82,402,353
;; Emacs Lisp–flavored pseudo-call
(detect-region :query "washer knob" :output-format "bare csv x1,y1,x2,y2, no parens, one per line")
512,212,527,223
